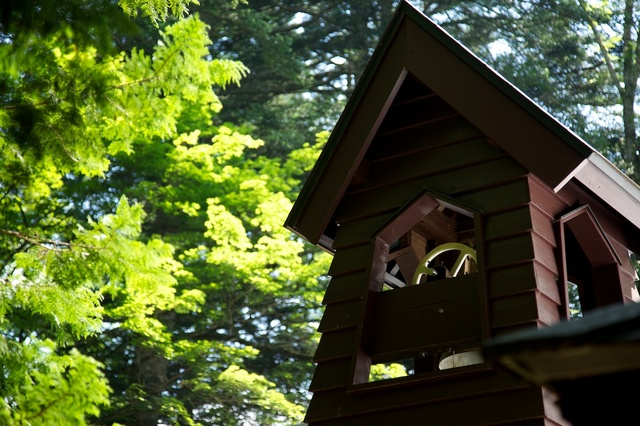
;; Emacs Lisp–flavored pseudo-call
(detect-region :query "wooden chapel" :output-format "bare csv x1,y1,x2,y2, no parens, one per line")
285,1,640,425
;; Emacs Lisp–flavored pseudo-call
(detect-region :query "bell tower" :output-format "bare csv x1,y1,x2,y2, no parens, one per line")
286,2,640,424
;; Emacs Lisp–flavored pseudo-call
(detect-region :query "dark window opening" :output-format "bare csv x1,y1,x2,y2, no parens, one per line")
556,205,636,320
564,227,596,316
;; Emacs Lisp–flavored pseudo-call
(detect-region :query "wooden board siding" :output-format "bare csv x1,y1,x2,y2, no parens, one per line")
484,206,534,240
327,243,373,277
485,233,536,270
311,222,376,395
374,91,459,135
306,383,550,425
403,16,588,190
528,176,570,218
322,271,369,305
608,236,640,303
331,213,393,249
336,157,528,224
314,328,358,363
369,115,484,160
307,107,563,423
309,357,353,392
488,262,560,305
307,368,535,419
491,291,561,329
483,201,561,325
369,273,482,362
457,177,532,213
365,139,511,187
317,298,363,333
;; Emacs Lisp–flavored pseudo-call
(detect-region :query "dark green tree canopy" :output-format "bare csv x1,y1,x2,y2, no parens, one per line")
0,1,329,424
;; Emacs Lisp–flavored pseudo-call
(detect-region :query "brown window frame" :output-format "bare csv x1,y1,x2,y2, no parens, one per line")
555,204,623,318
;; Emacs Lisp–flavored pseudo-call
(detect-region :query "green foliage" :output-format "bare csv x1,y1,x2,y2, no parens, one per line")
119,0,200,25
0,339,110,425
1,0,331,422
194,1,401,156
369,363,409,381
92,120,331,425
0,0,328,421
104,15,248,157
213,366,305,424
0,8,248,184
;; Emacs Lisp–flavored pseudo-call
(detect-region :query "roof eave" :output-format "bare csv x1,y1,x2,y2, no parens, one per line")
572,152,640,229
284,4,412,245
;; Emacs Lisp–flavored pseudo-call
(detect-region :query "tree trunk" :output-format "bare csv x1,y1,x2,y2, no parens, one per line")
132,311,175,425
133,345,168,426
621,0,640,182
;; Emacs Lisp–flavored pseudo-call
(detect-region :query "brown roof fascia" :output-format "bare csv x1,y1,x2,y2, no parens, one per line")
284,3,412,245
573,152,640,230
